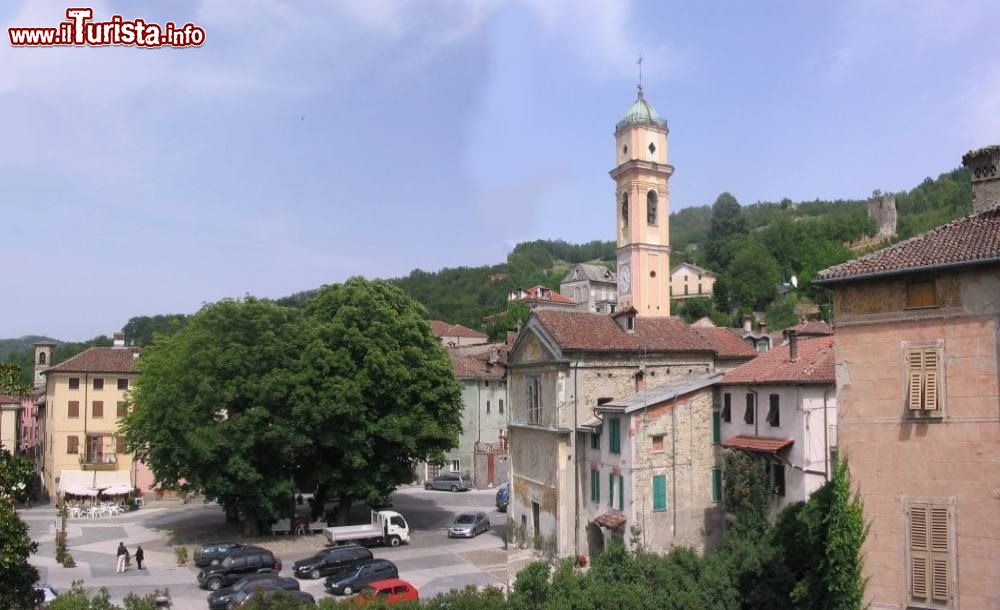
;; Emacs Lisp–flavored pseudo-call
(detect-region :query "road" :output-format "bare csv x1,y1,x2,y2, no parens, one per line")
22,486,508,607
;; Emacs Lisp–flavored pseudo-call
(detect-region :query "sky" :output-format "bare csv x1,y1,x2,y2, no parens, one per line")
3,0,999,340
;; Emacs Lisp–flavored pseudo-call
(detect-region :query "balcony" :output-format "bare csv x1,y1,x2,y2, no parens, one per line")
80,455,118,471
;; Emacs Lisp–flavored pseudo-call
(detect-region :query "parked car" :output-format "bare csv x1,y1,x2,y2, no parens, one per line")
230,589,314,609
447,512,490,538
495,482,509,512
352,578,419,606
424,472,472,492
324,559,399,596
33,584,58,609
198,547,282,591
292,544,372,580
206,574,299,610
194,542,245,568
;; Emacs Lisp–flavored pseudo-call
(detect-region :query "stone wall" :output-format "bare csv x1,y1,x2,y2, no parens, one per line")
867,190,897,237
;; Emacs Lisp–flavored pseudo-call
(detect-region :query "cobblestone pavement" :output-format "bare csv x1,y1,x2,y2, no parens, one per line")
23,487,508,608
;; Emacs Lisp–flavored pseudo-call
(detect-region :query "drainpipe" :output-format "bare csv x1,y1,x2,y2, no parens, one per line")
748,387,759,437
671,397,677,535
84,373,89,463
822,386,831,482
573,360,580,559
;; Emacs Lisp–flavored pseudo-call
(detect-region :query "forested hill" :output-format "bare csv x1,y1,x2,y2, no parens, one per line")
3,166,972,382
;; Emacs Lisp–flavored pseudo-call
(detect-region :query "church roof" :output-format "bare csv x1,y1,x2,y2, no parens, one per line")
532,310,757,359
616,88,667,132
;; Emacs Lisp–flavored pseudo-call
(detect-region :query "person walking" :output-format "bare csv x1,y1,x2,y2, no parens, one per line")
135,546,144,570
116,542,127,573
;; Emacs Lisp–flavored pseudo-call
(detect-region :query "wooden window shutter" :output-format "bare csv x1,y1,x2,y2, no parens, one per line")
117,401,128,418
652,475,667,511
907,351,924,410
712,412,721,444
92,400,103,417
68,401,79,418
608,472,614,507
67,435,79,454
618,474,624,510
929,507,950,602
116,435,126,454
923,350,939,411
909,504,929,600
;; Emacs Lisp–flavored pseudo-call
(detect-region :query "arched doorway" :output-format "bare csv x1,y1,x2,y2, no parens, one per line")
586,522,605,557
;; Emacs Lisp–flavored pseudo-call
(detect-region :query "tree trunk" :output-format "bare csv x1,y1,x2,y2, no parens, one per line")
313,485,328,520
241,509,260,537
336,496,352,525
224,504,240,525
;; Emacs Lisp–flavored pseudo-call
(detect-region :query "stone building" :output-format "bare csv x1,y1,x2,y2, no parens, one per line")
584,374,723,555
868,189,898,238
507,309,756,558
560,263,617,314
718,334,837,513
815,147,1000,610
430,320,488,347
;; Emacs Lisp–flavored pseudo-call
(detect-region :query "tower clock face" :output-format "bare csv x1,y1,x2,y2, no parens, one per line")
618,264,631,295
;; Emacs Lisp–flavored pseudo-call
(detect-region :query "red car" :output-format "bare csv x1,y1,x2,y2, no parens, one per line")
353,578,419,606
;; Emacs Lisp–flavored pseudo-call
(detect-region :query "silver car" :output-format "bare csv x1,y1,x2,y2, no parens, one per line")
447,512,490,538
425,472,472,492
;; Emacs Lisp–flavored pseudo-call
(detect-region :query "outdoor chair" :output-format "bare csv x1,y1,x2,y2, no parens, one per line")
270,519,291,535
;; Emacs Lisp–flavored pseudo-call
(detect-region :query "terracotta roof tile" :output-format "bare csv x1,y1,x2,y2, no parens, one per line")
0,394,24,404
721,336,834,385
430,320,487,340
512,285,576,305
533,310,757,359
44,347,141,375
593,511,627,529
722,435,794,453
816,205,1000,283
449,350,506,380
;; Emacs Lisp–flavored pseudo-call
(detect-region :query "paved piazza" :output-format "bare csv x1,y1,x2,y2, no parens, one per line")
21,487,509,608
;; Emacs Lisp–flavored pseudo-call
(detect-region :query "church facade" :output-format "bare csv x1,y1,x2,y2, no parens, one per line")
507,87,757,558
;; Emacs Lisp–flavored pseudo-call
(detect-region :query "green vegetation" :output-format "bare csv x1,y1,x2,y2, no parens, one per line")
0,449,39,610
120,278,463,535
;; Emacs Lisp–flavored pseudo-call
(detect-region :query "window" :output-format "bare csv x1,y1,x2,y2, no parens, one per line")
756,340,769,352
906,347,942,413
626,315,635,332
527,377,542,424
608,473,615,507
68,401,79,418
591,426,601,450
698,283,703,294
499,399,504,415
651,434,664,452
116,435,126,454
117,401,128,418
906,501,954,608
486,400,491,415
450,460,461,472
711,468,722,503
767,463,785,496
609,417,621,454
38,352,46,365
66,435,79,454
621,193,629,227
652,475,667,512
766,394,780,427
684,285,689,295
744,393,755,424
905,280,937,308
721,393,731,422
68,377,80,390
86,434,110,464
712,412,721,444
646,190,658,224
590,468,600,503
92,401,103,418
117,378,128,390
93,378,104,390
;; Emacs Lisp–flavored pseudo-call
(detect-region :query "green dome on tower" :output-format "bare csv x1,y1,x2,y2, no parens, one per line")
616,86,667,132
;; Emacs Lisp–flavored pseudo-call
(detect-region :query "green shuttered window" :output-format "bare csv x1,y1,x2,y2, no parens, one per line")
712,411,721,444
590,469,600,503
712,468,722,503
652,475,667,511
609,417,621,454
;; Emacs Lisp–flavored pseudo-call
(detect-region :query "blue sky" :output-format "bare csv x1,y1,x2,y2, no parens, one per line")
3,0,998,340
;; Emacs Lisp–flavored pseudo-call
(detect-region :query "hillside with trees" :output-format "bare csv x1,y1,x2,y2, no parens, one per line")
2,166,972,379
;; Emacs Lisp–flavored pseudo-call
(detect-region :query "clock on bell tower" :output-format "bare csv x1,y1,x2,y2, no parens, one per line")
611,82,673,317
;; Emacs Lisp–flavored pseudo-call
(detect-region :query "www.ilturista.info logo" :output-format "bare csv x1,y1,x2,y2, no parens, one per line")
8,8,205,47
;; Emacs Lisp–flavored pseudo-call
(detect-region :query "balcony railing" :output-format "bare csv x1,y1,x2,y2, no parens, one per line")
80,455,118,470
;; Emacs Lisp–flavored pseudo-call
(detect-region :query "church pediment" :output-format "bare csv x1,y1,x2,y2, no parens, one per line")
508,318,563,365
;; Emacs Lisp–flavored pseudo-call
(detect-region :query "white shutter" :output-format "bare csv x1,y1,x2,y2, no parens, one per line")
929,507,950,602
909,504,929,600
907,351,924,410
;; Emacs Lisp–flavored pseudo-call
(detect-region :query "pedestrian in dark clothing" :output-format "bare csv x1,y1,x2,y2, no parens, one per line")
116,542,127,573
135,546,144,570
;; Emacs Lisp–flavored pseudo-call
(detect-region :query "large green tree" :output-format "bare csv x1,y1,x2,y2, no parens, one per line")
295,278,463,521
0,449,39,610
728,240,781,310
122,297,305,534
706,193,747,268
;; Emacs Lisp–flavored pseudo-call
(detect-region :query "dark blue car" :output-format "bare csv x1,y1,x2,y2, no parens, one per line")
495,482,509,512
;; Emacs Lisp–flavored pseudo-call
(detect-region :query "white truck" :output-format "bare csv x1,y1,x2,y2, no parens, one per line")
323,510,410,547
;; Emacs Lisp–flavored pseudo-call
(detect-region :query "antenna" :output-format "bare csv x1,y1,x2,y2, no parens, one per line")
636,53,644,96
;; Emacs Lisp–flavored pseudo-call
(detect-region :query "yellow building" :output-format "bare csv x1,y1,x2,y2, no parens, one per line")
669,262,717,300
42,333,139,497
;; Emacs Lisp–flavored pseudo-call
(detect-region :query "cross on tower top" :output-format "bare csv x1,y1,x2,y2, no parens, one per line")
636,53,644,97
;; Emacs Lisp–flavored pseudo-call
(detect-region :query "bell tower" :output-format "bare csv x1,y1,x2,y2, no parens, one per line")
611,81,673,317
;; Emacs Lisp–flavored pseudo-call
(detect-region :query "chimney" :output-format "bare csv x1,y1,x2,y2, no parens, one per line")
788,330,799,362
742,315,752,333
759,322,768,334
113,332,125,348
962,145,1000,214
488,347,499,365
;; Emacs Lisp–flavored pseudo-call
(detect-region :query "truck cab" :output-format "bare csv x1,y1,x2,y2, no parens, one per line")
380,511,410,546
